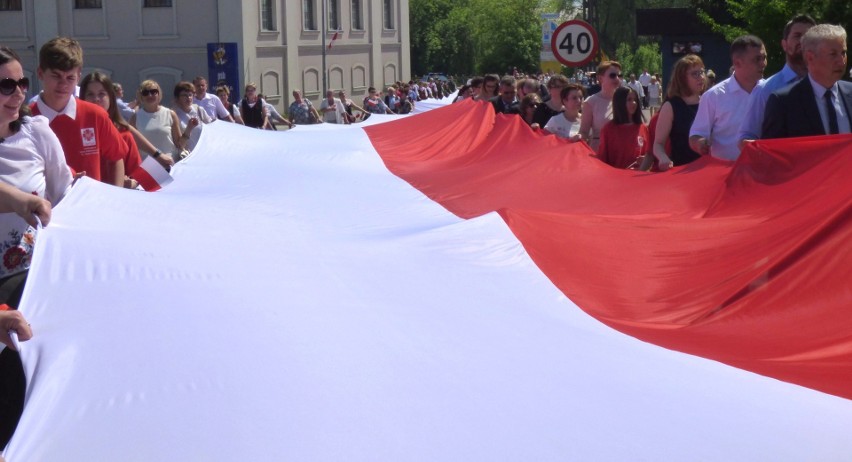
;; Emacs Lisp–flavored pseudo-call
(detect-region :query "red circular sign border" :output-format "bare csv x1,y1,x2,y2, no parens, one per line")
549,19,600,67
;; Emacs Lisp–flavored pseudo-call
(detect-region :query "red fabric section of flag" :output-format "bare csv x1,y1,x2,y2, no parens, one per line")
132,166,161,192
364,98,852,399
328,32,339,50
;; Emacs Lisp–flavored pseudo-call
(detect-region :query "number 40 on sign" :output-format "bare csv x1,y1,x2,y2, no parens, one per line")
550,20,600,67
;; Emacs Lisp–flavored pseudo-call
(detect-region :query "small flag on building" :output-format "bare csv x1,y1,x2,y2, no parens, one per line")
327,32,339,50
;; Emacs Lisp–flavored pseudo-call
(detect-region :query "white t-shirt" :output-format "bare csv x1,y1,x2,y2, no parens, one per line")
0,116,73,278
544,114,581,140
174,103,212,152
320,98,346,123
194,93,231,120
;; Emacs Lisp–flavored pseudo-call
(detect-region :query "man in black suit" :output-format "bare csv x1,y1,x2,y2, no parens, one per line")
762,24,851,138
490,75,519,115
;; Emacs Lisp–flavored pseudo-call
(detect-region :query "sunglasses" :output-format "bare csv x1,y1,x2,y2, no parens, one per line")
0,77,29,96
179,92,193,99
608,72,623,79
141,88,160,97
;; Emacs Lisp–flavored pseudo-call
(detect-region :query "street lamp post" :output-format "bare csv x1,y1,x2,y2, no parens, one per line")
321,0,327,95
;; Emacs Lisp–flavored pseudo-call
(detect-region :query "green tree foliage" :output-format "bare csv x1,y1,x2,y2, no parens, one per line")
695,0,852,75
633,43,663,75
615,42,636,74
410,0,541,76
615,43,662,76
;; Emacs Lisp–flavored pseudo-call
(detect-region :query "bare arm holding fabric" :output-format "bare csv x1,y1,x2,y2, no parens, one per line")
0,182,52,227
0,310,33,351
650,102,675,171
579,98,595,144
172,110,189,151
127,123,174,169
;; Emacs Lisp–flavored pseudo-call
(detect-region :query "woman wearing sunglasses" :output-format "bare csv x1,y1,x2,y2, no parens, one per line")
129,80,185,163
579,60,622,150
0,46,72,322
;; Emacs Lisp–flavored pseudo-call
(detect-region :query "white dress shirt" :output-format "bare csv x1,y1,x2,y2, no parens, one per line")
689,73,763,161
194,92,231,120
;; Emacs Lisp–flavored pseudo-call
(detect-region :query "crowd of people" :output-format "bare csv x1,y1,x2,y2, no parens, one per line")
454,16,849,172
0,15,849,450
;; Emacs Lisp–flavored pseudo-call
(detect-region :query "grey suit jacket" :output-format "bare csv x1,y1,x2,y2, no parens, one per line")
762,77,852,139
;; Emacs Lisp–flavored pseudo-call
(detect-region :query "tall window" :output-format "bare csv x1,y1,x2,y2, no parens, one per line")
303,0,316,31
143,0,172,7
0,0,22,10
74,0,102,8
351,0,362,30
261,0,275,31
328,0,340,31
383,0,394,30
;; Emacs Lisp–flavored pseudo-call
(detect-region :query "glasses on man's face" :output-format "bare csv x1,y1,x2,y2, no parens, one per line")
0,77,29,96
608,72,623,80
179,92,193,99
141,88,159,97
689,69,706,79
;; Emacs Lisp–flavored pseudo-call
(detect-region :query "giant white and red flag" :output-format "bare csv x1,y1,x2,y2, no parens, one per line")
4,98,852,460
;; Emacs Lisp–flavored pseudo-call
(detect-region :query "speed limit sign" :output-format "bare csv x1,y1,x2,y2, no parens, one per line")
550,20,599,67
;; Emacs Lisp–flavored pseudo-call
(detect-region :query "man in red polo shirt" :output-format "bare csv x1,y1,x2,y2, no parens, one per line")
30,37,125,186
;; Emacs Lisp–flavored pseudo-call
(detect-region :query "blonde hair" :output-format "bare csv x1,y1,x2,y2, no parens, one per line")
137,79,160,93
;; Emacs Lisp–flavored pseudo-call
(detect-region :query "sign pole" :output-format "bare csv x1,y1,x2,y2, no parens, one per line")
321,0,328,95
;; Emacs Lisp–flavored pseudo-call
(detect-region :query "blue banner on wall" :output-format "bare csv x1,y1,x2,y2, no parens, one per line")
207,42,240,103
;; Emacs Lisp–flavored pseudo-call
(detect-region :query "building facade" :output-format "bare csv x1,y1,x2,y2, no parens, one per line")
0,0,410,111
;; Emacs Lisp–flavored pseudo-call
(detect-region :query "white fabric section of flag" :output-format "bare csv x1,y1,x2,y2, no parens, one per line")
411,92,458,114
4,119,852,461
137,154,173,190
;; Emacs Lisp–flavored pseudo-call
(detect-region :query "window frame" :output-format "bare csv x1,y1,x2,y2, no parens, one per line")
260,0,276,32
327,0,341,31
74,0,102,8
0,0,23,11
143,0,173,7
382,0,394,30
350,0,363,31
303,0,317,31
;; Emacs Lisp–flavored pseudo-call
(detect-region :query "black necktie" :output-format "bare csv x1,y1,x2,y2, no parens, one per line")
824,89,839,135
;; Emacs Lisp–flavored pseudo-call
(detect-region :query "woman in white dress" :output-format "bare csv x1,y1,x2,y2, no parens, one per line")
130,80,185,163
0,46,73,447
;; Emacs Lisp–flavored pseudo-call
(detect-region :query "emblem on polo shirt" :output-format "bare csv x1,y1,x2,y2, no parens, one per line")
81,128,96,147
